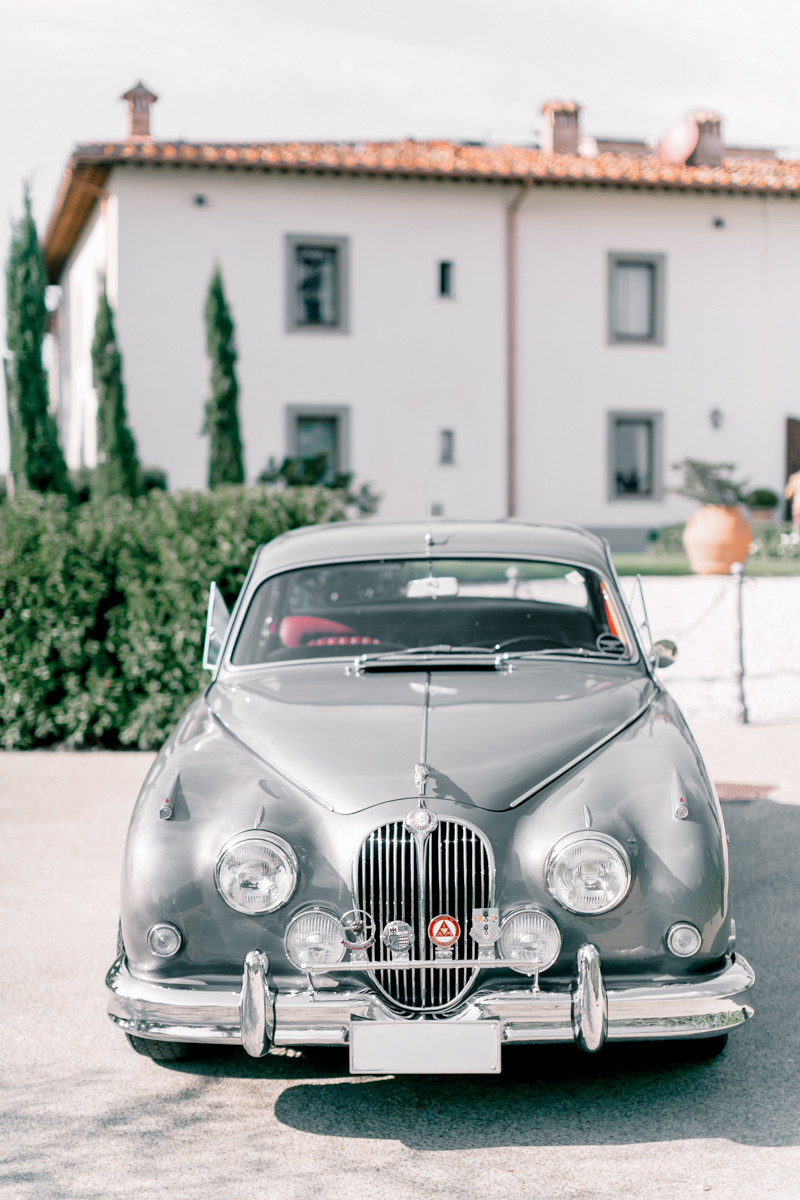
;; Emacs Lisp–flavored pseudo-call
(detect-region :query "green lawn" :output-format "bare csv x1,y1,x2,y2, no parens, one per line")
612,554,800,576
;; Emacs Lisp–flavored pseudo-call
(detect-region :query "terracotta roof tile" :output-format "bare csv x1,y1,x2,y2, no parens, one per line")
62,137,800,192
42,136,800,282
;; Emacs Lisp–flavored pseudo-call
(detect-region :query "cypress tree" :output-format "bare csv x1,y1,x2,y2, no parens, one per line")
203,265,244,487
92,285,140,499
5,186,69,494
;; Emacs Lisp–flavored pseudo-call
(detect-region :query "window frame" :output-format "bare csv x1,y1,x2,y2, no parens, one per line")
607,252,665,346
607,410,664,502
439,429,455,465
285,235,349,334
285,404,351,476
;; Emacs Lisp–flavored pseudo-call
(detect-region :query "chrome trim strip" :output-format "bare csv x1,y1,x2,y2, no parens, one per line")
108,1016,242,1043
106,952,755,1049
572,944,607,1053
509,694,656,808
273,1026,348,1045
106,955,241,1043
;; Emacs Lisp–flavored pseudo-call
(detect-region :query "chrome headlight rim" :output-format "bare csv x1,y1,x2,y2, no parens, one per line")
499,905,562,974
214,830,299,916
284,906,347,970
545,830,632,915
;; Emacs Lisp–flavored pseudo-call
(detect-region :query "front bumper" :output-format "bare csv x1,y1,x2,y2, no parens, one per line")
107,947,755,1057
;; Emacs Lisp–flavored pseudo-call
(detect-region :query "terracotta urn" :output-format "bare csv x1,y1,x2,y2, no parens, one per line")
682,505,752,575
748,507,776,524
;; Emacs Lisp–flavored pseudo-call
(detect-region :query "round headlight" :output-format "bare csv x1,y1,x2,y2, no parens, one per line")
147,923,182,958
546,832,631,914
215,832,298,915
499,908,561,974
285,909,346,970
667,922,702,957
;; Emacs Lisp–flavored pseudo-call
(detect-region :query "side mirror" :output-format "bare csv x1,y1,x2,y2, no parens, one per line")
653,638,678,669
202,581,231,670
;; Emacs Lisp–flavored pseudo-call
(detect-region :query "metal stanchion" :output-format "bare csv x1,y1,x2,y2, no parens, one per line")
730,562,748,725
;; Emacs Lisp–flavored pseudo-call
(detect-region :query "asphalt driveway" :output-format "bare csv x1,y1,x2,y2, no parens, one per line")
1,749,798,1200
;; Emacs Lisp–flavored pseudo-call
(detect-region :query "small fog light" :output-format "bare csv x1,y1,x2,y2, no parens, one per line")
667,922,702,958
499,908,561,975
147,923,182,958
285,909,346,970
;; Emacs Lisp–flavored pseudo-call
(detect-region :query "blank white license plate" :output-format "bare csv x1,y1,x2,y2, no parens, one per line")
350,1021,501,1074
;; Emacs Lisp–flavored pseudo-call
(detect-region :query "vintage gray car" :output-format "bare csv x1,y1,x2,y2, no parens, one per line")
107,520,755,1074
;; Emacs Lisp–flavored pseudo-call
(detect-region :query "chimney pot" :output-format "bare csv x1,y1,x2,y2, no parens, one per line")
541,100,582,156
120,81,158,140
687,111,724,168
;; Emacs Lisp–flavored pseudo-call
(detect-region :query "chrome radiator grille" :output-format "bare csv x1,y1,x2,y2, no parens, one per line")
353,818,494,1012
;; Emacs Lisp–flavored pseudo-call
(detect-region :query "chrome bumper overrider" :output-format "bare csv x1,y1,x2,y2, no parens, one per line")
107,946,755,1058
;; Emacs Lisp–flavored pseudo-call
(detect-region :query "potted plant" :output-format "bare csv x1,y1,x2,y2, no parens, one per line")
673,459,751,574
744,487,779,523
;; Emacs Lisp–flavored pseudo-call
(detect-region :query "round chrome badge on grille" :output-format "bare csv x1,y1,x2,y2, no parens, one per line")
381,920,415,953
404,808,438,833
339,909,376,951
428,915,460,948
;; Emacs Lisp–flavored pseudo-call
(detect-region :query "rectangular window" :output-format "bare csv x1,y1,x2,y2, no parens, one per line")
608,412,662,499
286,236,348,332
439,429,455,465
608,253,664,344
439,261,453,297
286,405,350,480
297,416,338,478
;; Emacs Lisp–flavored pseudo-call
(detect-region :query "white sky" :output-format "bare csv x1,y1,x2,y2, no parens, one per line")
2,0,800,240
1,0,799,470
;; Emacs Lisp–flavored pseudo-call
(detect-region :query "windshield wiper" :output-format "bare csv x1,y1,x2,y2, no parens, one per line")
357,644,495,663
503,647,629,660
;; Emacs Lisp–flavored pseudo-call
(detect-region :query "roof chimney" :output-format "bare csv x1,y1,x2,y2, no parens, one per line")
687,111,724,168
541,101,582,155
120,81,158,140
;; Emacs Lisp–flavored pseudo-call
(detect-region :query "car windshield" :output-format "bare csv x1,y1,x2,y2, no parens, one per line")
231,558,633,666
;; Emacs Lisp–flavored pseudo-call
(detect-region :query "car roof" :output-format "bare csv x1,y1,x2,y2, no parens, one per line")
253,520,612,577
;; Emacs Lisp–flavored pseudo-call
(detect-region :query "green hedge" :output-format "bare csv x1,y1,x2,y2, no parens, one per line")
650,521,799,559
0,485,347,750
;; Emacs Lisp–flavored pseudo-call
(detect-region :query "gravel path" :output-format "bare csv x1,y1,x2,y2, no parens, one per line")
1,749,798,1200
624,576,800,724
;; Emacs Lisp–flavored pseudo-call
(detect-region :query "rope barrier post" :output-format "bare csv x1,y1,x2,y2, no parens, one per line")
730,562,748,725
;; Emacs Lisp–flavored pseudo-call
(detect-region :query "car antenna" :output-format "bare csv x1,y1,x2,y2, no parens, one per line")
425,469,433,575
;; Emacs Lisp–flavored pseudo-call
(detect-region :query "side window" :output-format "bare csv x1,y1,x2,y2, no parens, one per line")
439,429,455,465
608,412,663,500
608,253,664,344
286,236,348,332
439,261,454,297
286,405,350,480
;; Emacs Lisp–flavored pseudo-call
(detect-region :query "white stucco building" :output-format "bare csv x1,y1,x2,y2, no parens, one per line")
37,86,800,547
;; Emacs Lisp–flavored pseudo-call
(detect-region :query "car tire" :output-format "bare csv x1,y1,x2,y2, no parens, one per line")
676,1033,729,1061
125,1033,191,1061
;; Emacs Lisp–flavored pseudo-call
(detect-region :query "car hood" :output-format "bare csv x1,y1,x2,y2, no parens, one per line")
210,662,655,813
